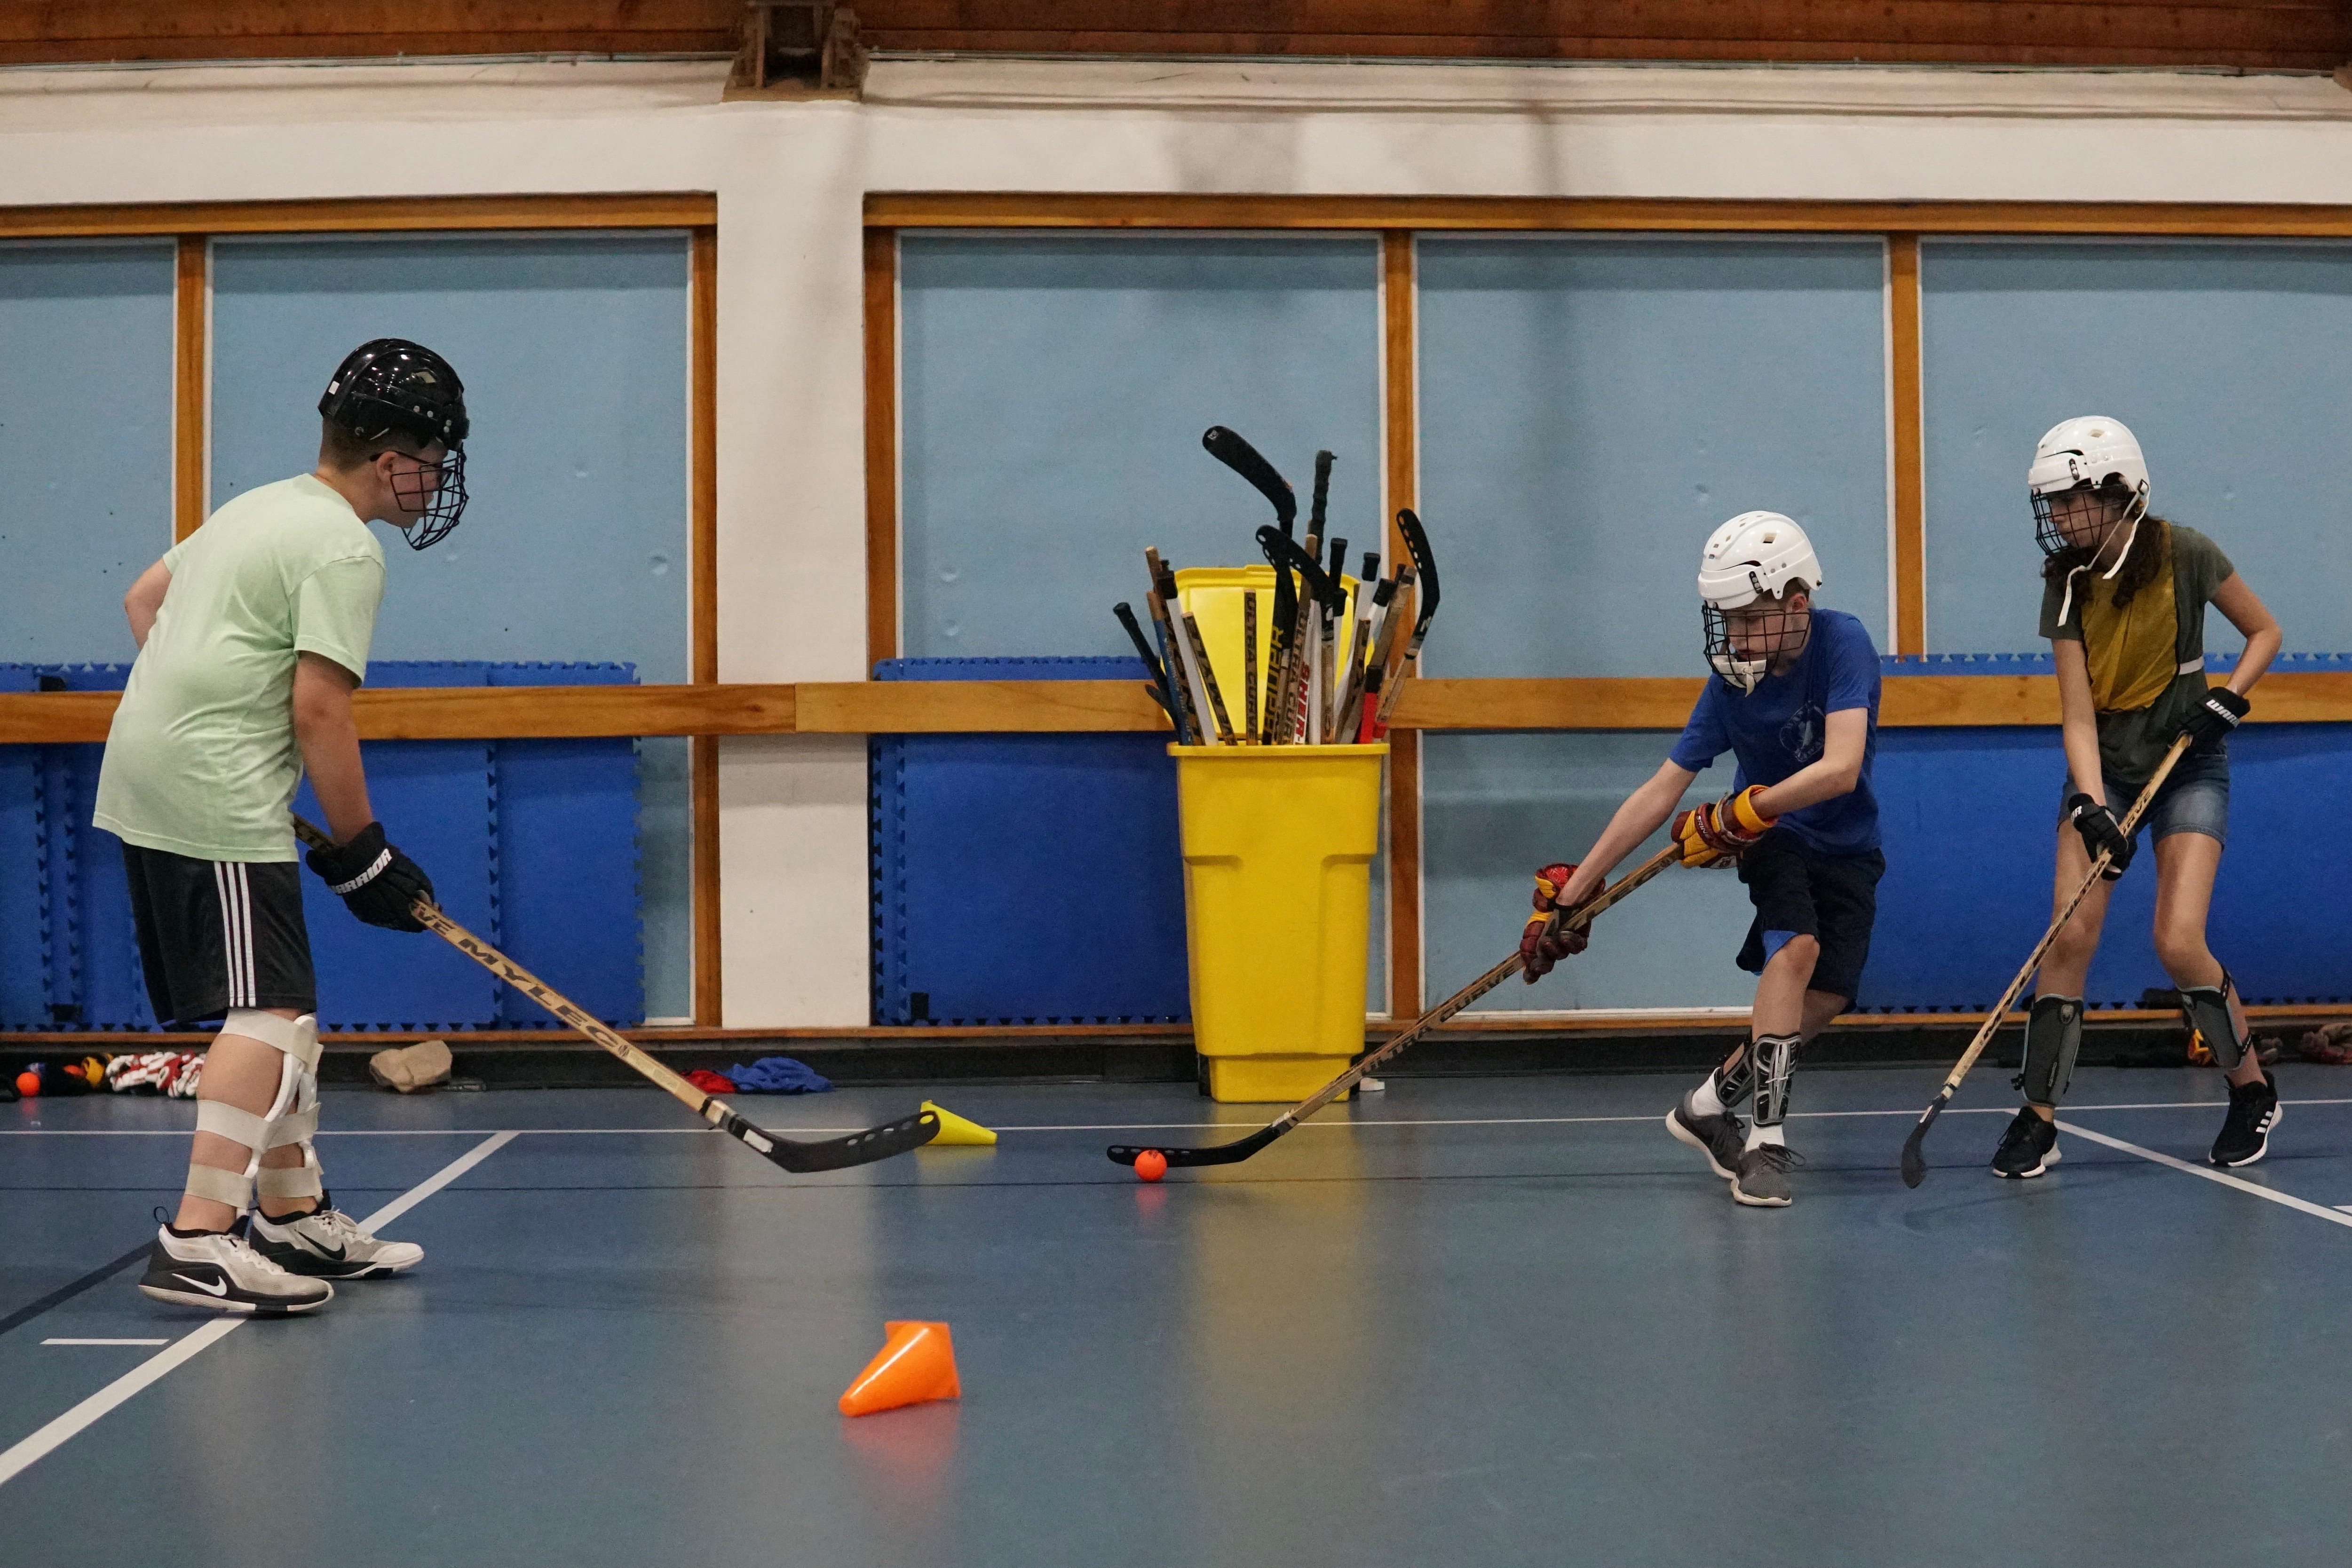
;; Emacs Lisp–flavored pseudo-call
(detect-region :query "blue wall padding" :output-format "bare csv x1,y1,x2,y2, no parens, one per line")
292,662,497,1030
0,666,45,1028
1,659,645,1032
871,657,1190,1025
1868,654,2351,1009
488,663,642,1027
34,666,151,1029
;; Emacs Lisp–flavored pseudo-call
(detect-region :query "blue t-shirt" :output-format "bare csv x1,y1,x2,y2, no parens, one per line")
1668,606,1882,856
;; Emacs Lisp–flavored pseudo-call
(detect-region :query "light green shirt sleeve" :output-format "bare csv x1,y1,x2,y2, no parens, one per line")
293,554,384,683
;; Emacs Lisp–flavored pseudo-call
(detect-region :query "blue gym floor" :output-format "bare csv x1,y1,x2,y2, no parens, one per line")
5,1068,2351,1567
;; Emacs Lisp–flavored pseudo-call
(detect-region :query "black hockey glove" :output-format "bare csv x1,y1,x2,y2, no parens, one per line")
2065,794,2134,882
305,822,435,932
2179,687,2249,753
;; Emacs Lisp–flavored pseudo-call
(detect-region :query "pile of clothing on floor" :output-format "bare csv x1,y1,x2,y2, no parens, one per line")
682,1057,831,1095
2275,1022,2352,1066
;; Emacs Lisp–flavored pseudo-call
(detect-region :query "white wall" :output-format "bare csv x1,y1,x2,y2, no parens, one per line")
6,55,2349,1025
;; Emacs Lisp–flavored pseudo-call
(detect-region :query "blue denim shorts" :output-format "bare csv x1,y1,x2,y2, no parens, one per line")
2058,744,2229,848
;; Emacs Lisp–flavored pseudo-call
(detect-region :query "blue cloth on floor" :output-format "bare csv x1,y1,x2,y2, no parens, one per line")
724,1055,832,1094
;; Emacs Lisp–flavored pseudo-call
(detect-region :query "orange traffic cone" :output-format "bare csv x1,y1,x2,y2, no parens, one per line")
838,1321,960,1417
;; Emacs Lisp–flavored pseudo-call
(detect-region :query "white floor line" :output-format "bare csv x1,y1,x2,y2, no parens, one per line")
41,1339,167,1347
2056,1121,2352,1231
356,1131,515,1231
0,1129,513,1491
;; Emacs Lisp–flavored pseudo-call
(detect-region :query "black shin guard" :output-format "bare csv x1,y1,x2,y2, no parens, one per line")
2014,994,2084,1108
2178,979,2246,1072
1713,1046,1755,1111
1750,1033,1800,1131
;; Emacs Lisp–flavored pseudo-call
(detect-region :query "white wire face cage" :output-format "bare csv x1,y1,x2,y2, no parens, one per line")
1701,589,1811,694
2032,477,2145,561
388,448,468,550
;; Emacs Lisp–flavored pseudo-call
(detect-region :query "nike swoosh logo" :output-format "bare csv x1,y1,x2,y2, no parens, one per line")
305,1241,347,1262
174,1273,229,1297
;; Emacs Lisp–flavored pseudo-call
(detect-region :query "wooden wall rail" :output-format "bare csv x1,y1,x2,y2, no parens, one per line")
0,195,717,241
10,672,2352,744
871,196,2352,238
5,1,2341,72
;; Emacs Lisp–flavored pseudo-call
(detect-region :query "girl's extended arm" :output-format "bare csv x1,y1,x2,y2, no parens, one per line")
2053,637,2105,805
2209,573,2281,697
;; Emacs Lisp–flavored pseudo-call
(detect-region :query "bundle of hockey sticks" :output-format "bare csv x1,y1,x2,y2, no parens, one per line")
1111,427,1439,746
291,815,939,1173
1107,841,1680,1171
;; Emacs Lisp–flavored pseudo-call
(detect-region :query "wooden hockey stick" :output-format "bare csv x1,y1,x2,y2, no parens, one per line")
1897,732,2194,1188
291,816,937,1173
1108,843,1679,1171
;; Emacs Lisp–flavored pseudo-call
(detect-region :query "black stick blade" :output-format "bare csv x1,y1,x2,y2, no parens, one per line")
1395,508,1441,626
734,1107,940,1173
1202,426,1296,530
1898,1099,1947,1188
1108,1125,1283,1170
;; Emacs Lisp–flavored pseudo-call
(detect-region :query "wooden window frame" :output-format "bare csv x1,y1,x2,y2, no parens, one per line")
10,192,724,1022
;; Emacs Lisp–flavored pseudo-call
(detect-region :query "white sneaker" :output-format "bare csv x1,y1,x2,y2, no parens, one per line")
138,1224,334,1315
248,1205,424,1279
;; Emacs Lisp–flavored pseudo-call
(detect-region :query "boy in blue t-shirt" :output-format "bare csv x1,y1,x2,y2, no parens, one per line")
1524,512,1883,1207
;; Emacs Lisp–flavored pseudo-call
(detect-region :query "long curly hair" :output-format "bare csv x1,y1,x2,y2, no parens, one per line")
2043,510,2171,612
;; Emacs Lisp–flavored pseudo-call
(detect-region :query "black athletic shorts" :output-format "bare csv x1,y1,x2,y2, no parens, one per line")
122,843,317,1026
1733,832,1884,1005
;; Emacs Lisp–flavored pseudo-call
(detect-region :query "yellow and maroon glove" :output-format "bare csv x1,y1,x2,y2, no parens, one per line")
1520,862,1589,982
1670,785,1776,869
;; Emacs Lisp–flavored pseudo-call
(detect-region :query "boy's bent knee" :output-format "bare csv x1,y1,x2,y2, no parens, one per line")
1762,931,1820,974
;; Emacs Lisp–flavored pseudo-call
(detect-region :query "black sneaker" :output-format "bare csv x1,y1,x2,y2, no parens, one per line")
1665,1089,1745,1180
1730,1142,1804,1207
2211,1073,2282,1168
1991,1108,2061,1179
137,1223,334,1315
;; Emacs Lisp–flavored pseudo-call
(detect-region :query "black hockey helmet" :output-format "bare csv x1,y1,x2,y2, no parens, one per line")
320,338,468,449
318,339,471,549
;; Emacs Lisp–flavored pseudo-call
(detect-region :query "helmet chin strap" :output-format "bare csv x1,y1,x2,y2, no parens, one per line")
2057,483,2150,627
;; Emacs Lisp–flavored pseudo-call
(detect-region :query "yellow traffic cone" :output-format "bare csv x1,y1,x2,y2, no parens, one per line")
919,1100,997,1147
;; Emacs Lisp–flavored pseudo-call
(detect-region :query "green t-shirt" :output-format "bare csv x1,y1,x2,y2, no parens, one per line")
2039,522,2234,790
95,474,385,862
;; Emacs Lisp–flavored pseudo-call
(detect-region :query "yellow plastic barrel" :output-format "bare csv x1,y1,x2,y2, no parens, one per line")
1172,742,1387,1102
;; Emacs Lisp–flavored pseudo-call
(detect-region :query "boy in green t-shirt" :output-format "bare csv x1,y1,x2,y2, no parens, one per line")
97,340,470,1315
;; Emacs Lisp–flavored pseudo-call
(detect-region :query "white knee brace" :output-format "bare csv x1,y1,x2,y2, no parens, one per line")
186,1012,323,1213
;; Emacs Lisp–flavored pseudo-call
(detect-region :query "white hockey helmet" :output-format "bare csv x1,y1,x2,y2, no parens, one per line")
1698,511,1821,611
1698,512,1821,693
2030,416,2152,622
2027,415,2148,508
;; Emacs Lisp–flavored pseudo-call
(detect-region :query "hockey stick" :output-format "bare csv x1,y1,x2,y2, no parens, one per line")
291,816,938,1172
1113,601,1180,730
1243,591,1259,744
1374,508,1441,728
1262,546,1298,744
1318,535,1348,742
1182,610,1238,743
1144,549,1211,744
1109,843,1680,1170
1259,525,1336,744
1202,426,1297,535
1896,732,2194,1188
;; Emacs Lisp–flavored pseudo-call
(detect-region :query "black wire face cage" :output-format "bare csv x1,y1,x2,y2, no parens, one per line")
2033,479,2137,560
1702,592,1812,689
389,448,468,550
